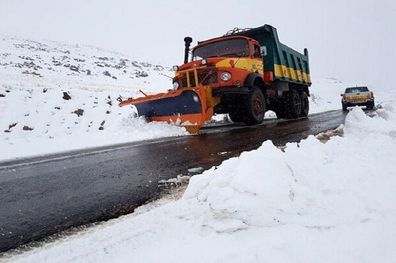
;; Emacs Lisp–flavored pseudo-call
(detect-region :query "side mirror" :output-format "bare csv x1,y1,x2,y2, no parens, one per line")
260,46,267,57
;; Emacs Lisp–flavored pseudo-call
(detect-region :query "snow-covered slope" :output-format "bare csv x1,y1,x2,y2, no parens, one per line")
4,97,396,263
0,35,173,89
0,36,187,161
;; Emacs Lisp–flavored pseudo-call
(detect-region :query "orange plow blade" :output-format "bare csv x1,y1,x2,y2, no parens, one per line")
119,87,219,134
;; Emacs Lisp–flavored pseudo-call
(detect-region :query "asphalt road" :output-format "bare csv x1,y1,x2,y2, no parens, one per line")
0,110,346,252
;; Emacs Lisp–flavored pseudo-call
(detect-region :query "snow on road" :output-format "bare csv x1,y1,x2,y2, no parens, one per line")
3,99,396,262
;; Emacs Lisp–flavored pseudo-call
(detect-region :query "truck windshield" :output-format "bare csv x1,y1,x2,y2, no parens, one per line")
193,38,249,59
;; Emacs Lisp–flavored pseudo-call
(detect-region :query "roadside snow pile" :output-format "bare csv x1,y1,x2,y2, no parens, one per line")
5,105,396,263
0,36,186,161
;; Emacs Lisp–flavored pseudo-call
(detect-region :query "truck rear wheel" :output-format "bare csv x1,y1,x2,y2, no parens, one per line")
300,91,309,117
285,89,302,119
244,87,265,125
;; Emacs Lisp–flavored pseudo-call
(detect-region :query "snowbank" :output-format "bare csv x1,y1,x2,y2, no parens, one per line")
4,103,396,263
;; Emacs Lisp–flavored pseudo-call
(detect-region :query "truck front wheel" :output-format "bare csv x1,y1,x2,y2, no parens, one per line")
244,87,265,125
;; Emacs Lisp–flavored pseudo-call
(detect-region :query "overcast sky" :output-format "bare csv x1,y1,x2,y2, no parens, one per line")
0,0,395,89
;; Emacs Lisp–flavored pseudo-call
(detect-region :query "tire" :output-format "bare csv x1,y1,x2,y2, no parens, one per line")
243,87,265,125
285,89,302,119
342,103,347,112
366,101,375,110
300,91,309,117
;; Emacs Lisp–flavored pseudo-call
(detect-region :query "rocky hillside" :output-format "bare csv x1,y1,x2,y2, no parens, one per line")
0,35,173,91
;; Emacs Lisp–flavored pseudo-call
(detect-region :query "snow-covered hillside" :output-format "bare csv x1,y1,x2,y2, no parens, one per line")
0,36,187,161
0,35,173,89
0,36,377,161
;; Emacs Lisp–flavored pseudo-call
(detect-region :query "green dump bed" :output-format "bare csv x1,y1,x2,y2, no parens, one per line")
233,25,311,86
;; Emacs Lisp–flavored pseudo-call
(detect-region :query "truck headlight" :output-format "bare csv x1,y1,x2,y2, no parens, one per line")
173,81,179,89
201,59,207,65
220,72,232,81
172,65,179,71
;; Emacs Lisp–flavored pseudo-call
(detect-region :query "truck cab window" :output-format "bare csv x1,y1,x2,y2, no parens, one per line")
253,45,261,58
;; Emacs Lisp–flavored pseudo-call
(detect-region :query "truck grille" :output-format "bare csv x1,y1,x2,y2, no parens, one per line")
176,68,218,88
199,70,218,85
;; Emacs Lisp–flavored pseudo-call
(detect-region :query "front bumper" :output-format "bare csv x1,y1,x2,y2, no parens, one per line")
342,99,374,107
212,86,250,96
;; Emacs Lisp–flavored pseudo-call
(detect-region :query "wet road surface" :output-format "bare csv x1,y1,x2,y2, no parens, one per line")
0,110,346,252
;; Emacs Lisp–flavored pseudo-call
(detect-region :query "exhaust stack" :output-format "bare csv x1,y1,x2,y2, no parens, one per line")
184,37,192,64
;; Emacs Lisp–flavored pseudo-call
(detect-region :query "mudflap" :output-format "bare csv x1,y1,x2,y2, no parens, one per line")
119,88,218,134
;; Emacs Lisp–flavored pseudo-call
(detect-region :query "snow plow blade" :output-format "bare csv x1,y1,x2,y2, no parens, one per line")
119,87,220,134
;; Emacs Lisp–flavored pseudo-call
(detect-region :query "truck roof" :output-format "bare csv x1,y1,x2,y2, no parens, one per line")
196,35,257,47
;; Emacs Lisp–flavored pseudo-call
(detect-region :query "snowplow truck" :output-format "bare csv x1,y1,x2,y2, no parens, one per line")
120,24,311,133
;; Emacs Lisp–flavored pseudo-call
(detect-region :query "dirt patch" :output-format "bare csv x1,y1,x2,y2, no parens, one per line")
316,125,344,143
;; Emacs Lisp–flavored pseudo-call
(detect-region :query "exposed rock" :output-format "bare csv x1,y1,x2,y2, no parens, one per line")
22,125,34,131
73,108,84,117
73,58,85,62
69,65,79,72
8,123,17,129
154,65,164,71
106,96,112,106
62,92,71,100
135,71,148,78
52,60,62,66
22,70,42,77
131,61,142,69
98,120,105,130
